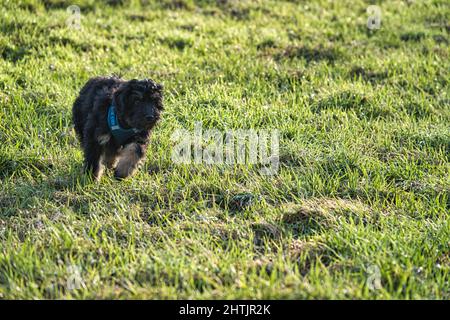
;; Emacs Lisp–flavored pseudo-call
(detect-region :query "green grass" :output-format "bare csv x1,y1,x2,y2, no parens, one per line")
0,0,449,299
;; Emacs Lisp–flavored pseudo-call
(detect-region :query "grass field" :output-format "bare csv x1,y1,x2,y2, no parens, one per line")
0,0,449,299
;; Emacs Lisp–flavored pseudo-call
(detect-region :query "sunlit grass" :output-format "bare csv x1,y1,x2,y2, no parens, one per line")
0,0,448,299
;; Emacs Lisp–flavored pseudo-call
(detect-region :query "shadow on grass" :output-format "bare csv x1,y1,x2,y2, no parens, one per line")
312,90,394,119
275,45,342,64
0,153,54,179
348,66,389,84
0,158,99,218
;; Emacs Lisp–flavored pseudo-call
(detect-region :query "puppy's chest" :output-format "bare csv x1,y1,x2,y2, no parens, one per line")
97,132,149,146
97,133,112,145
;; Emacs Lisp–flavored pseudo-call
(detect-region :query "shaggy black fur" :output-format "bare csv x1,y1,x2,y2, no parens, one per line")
72,76,163,180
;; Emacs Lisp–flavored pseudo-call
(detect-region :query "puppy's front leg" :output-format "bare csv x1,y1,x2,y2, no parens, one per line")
114,143,147,179
83,140,104,181
103,146,119,170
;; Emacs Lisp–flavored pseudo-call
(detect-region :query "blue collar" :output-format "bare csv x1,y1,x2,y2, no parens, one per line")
107,104,142,146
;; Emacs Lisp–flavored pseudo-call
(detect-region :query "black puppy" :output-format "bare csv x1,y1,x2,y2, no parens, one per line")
72,76,163,180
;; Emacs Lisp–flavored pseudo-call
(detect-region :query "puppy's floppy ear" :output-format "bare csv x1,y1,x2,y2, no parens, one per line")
113,82,131,112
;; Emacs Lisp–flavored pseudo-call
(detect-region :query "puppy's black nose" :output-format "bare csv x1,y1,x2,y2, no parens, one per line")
145,115,155,121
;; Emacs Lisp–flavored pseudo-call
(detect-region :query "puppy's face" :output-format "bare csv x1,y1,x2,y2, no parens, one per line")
114,79,163,130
